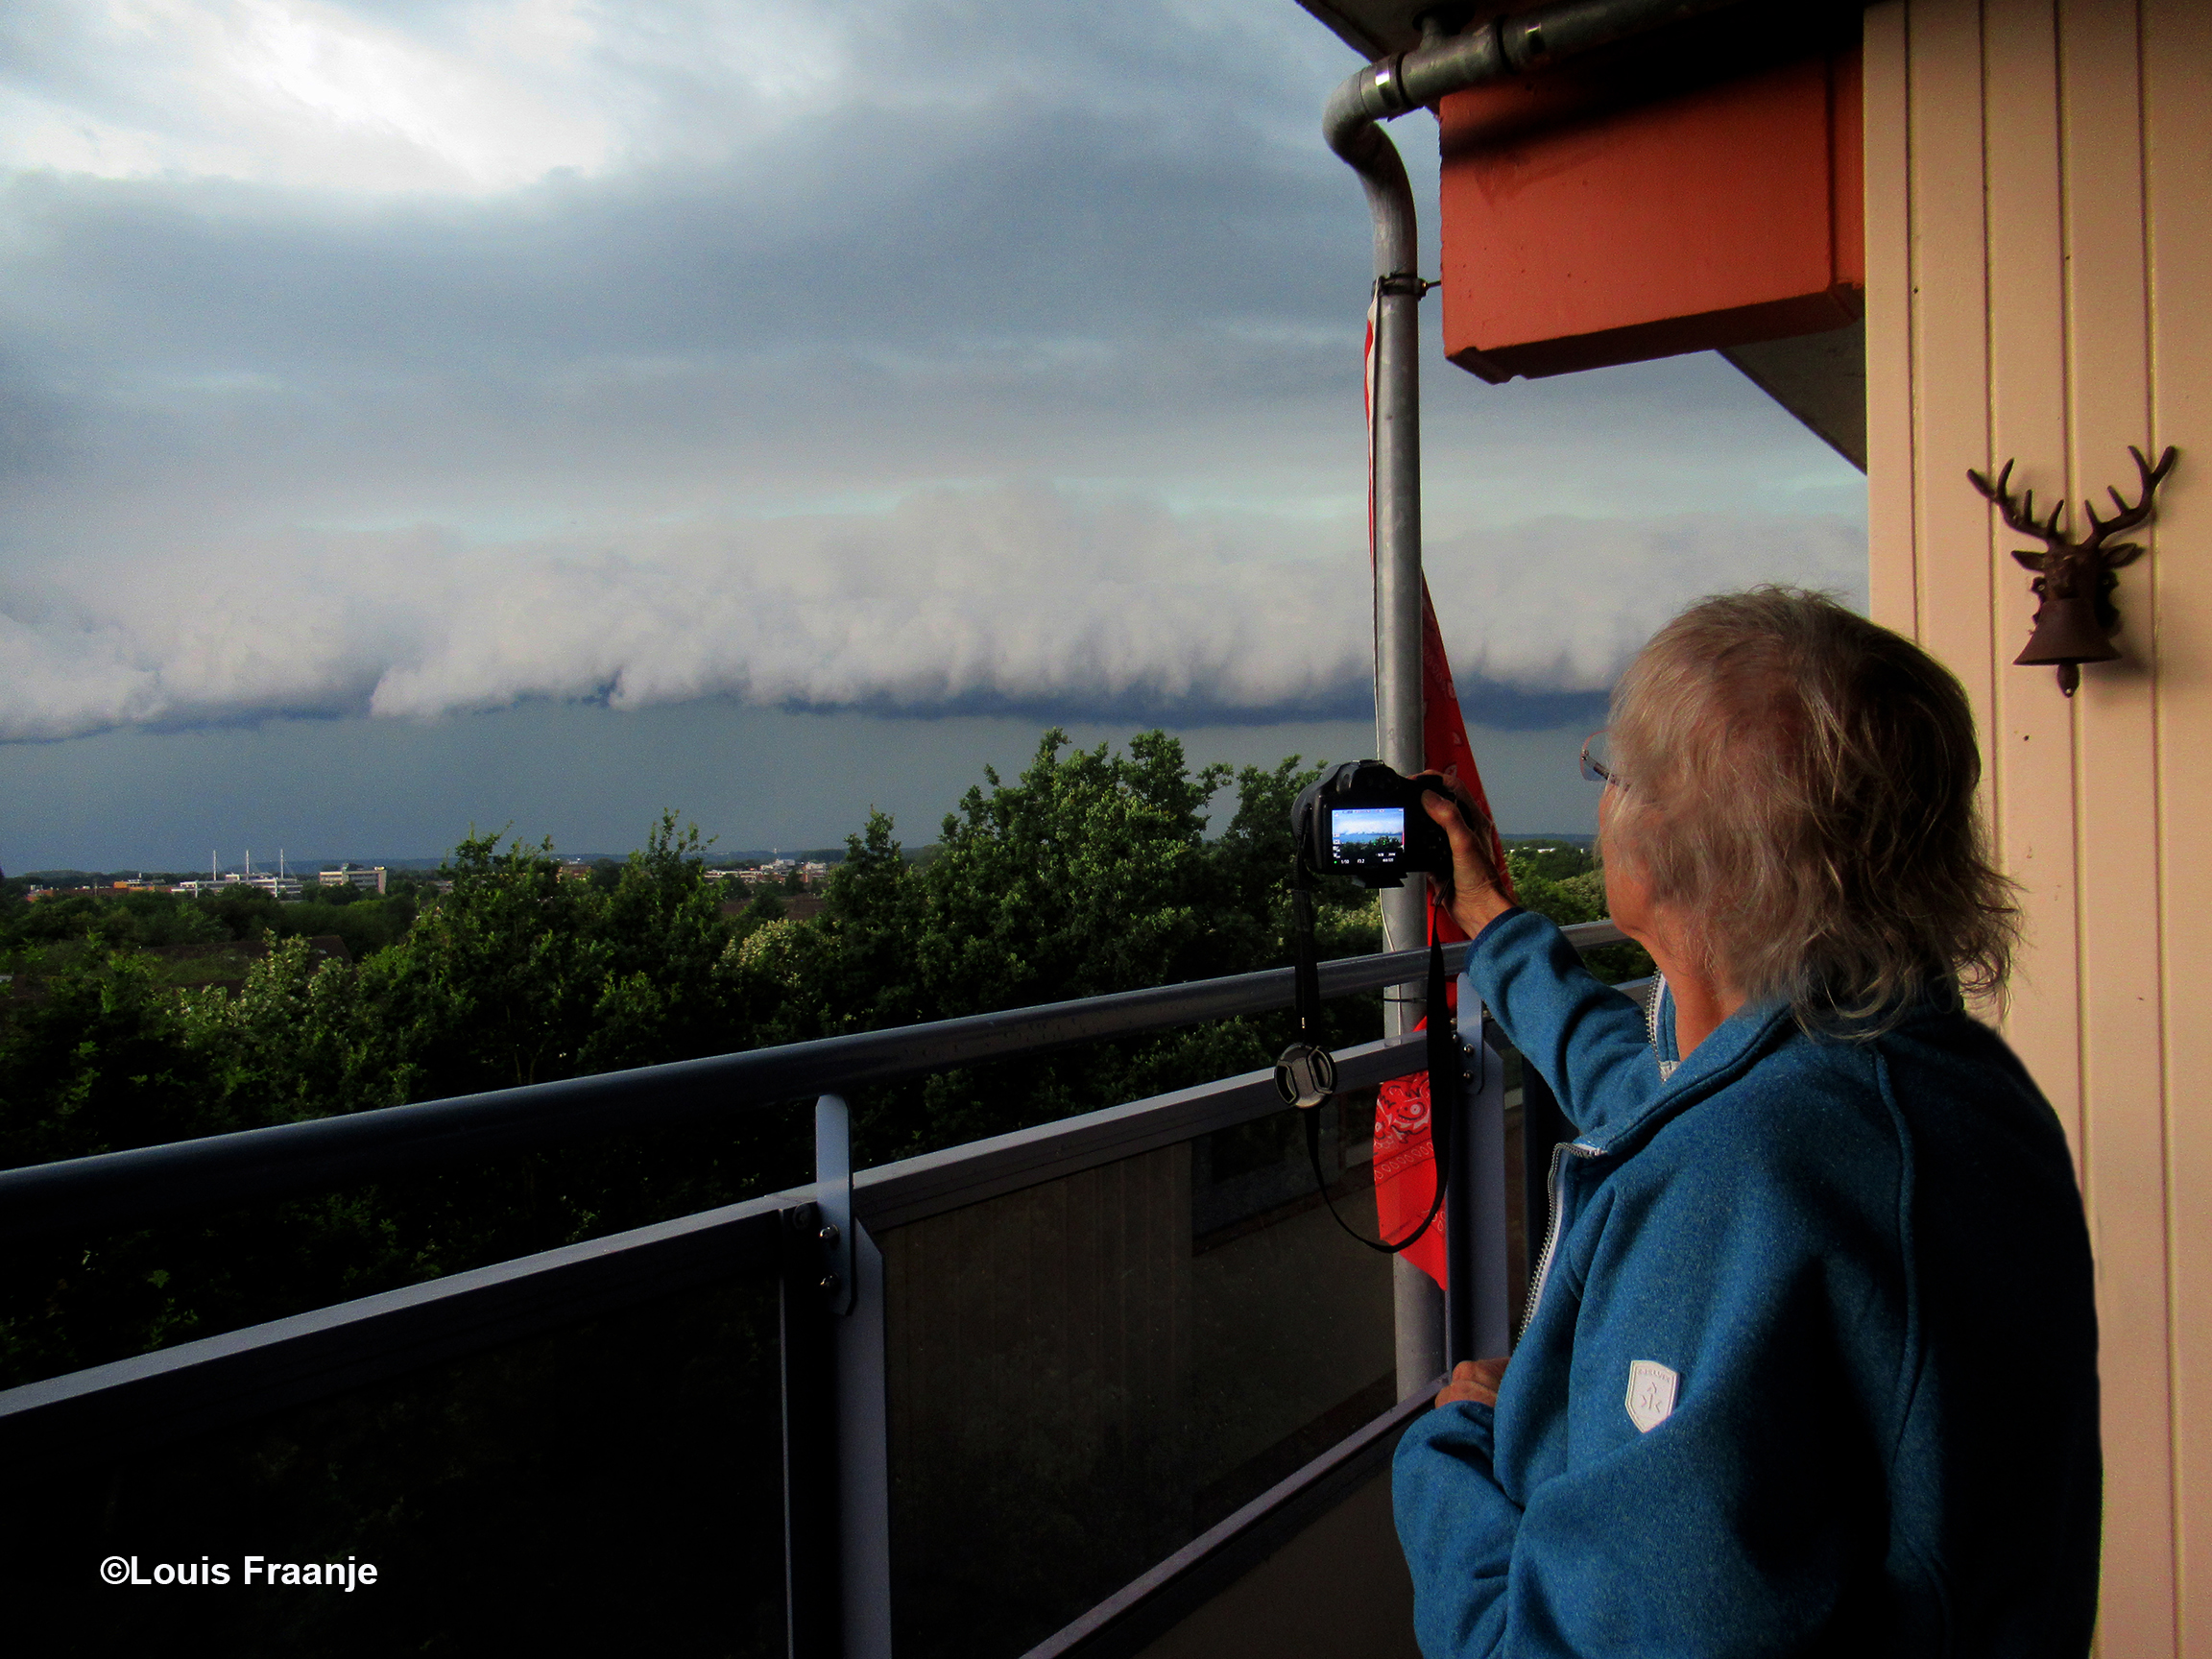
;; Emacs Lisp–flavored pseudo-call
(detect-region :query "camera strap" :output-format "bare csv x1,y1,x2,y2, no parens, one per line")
1273,854,1337,1109
1287,875,1460,1256
1291,857,1324,1046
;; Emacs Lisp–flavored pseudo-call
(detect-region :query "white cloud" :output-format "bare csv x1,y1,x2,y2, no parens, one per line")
0,486,1864,742
0,0,1310,196
1424,513,1868,689
0,0,1868,804
1,0,641,192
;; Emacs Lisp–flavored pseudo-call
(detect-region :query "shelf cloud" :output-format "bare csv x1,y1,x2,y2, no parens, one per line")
1,0,1867,864
0,487,1863,743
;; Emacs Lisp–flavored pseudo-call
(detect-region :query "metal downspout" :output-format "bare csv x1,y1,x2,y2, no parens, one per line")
1321,0,1746,1394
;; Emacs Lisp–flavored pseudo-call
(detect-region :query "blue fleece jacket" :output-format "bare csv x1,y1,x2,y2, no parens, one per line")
1393,908,2101,1657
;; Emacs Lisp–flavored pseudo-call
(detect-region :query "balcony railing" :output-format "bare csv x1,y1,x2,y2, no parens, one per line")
0,922,1632,1658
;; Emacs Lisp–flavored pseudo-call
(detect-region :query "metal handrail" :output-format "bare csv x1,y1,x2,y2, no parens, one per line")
0,1031,1449,1465
0,1191,789,1465
0,920,1625,1240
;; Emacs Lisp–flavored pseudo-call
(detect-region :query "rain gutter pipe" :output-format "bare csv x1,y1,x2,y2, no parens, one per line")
1322,0,1743,1388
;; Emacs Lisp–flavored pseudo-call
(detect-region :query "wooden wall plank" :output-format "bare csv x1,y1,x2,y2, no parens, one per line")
1863,1,1919,634
2144,0,2212,1641
1871,1,2212,1639
1906,0,1998,747
2059,1,2177,1652
1983,0,2086,1157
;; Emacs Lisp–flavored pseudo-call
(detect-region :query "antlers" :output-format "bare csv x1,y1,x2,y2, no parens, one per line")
2082,444,2178,559
1966,459,2063,565
1968,445,2179,570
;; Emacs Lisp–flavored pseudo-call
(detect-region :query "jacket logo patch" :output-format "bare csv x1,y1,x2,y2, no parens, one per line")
1625,1360,1678,1432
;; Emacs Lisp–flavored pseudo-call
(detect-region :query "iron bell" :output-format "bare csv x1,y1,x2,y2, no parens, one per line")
2016,592,2118,696
1972,445,2179,699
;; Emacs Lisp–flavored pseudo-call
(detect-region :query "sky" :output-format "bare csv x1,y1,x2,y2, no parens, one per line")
0,0,1866,873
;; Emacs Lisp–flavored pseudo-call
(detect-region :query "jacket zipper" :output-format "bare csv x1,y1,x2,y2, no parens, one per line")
1519,977,1662,1339
1520,1138,1599,1339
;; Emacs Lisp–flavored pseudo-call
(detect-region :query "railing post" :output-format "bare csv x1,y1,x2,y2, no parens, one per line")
837,1223,893,1657
1444,1030,1511,1366
817,1096,855,1316
781,1203,842,1659
1393,1256,1446,1398
1443,1059,1475,1371
818,1094,891,1656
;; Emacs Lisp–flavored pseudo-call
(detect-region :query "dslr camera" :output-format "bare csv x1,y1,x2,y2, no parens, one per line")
1290,760,1469,889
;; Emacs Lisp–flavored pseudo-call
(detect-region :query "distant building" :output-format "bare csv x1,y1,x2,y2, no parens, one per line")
319,865,387,895
170,876,244,898
165,872,300,899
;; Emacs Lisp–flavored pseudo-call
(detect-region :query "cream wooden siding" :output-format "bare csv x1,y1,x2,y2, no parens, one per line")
1863,1,2208,1649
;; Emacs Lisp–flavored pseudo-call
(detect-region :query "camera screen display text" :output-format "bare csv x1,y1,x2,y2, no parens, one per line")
1330,805,1406,868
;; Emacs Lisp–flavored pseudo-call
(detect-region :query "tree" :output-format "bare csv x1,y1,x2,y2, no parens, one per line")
1502,848,1653,984
730,733,1377,1160
0,817,786,1387
0,947,260,1382
573,814,743,1075
0,946,225,1170
1,732,1645,1389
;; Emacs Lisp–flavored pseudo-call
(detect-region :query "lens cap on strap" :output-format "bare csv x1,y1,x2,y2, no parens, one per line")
1274,1043,1337,1109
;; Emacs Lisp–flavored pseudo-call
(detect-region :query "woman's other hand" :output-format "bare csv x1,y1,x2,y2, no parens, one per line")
1419,768,1514,939
1435,1357,1508,1409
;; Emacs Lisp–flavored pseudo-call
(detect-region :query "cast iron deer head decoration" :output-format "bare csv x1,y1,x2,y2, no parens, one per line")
1967,445,2179,695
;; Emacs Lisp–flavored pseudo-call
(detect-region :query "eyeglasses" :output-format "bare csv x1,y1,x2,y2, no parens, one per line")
1579,730,1623,788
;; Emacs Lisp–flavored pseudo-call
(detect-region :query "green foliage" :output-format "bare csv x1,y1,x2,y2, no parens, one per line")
1,731,1642,1389
1503,843,1655,985
0,884,419,965
10,891,221,950
919,730,1230,1008
0,946,225,1169
0,817,786,1385
0,943,393,1382
731,733,1377,1162
1502,838,1596,884
280,893,420,960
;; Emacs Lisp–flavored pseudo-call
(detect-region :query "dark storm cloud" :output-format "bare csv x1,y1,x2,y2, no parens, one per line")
0,0,1865,749
0,84,1372,538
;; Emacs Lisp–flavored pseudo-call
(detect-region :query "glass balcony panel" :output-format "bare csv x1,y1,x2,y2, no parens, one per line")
2,1277,784,1657
881,1091,1397,1659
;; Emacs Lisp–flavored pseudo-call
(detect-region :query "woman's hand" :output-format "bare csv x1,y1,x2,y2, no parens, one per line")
1419,767,1514,939
1435,1356,1508,1409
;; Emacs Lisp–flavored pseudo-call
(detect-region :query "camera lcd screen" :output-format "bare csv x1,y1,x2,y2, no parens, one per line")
1330,805,1406,868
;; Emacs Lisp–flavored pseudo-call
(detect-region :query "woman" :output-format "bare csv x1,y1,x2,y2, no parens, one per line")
1397,589,2100,1656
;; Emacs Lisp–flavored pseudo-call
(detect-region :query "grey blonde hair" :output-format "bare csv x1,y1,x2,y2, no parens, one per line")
1606,588,2017,1031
